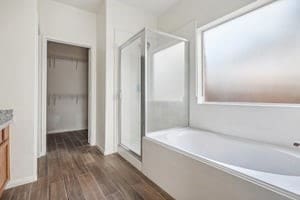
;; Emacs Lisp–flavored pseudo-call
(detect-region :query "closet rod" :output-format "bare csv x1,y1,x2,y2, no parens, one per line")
47,55,88,62
48,94,88,97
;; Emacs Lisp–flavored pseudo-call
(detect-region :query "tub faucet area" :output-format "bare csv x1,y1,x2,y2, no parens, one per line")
294,142,300,148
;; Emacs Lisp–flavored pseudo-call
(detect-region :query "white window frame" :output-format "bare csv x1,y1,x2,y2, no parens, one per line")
195,0,300,107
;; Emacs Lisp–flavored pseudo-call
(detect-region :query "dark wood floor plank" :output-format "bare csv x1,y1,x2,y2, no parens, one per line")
49,177,67,200
105,192,124,200
54,134,64,145
81,150,95,164
68,132,82,147
63,174,86,200
114,156,174,200
98,159,144,200
30,177,49,200
106,155,141,186
1,188,14,200
9,183,32,200
62,135,76,151
38,155,47,178
87,164,119,197
108,155,171,200
57,143,74,177
86,152,143,200
1,130,173,200
47,134,56,152
77,173,106,200
132,182,168,200
71,149,89,175
47,150,60,178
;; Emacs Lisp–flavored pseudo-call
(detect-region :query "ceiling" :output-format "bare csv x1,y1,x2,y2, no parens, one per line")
52,0,103,13
118,0,181,15
52,0,180,15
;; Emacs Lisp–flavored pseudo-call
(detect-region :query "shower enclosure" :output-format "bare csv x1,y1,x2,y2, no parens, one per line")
119,28,189,159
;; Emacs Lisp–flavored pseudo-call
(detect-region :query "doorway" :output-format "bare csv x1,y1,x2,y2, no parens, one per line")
47,41,89,145
39,39,95,157
47,42,89,136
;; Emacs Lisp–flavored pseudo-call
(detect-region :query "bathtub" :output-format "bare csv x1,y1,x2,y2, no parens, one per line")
142,127,300,200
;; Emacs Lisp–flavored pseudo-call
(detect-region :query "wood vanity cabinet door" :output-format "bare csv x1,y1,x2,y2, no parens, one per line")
0,144,8,190
2,128,9,141
0,129,3,144
0,127,9,197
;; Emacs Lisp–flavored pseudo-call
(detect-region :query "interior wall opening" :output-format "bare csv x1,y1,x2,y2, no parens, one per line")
46,41,90,149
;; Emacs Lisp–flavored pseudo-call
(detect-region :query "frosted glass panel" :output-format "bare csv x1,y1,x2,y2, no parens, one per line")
152,42,185,101
146,30,189,132
203,0,300,103
120,37,142,155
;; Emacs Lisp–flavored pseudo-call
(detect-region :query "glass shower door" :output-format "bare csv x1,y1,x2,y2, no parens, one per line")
119,36,143,156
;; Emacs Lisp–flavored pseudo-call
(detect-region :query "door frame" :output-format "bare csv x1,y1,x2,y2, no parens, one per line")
118,29,146,160
38,35,96,157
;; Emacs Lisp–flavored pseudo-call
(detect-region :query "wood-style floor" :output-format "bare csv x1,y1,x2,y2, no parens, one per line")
1,131,173,200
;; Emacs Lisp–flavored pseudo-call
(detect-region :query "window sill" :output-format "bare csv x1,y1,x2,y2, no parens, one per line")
197,99,300,108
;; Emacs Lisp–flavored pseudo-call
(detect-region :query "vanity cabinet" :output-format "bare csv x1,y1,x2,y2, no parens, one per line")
0,126,10,197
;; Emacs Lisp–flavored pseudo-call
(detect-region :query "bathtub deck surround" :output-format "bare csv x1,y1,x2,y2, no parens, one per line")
143,127,300,200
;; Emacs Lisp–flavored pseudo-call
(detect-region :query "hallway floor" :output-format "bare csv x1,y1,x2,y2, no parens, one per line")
1,131,173,200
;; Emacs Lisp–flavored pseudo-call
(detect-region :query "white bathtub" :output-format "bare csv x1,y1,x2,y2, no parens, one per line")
142,127,300,200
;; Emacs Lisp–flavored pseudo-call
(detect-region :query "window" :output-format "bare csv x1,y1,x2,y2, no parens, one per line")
197,0,300,104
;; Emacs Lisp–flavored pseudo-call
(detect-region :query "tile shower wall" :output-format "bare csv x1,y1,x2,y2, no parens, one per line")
146,30,189,133
47,42,88,133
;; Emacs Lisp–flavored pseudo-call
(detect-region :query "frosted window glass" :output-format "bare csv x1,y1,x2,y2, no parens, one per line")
203,0,300,104
151,42,185,101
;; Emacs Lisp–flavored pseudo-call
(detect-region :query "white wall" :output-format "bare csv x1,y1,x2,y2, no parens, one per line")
158,0,300,149
103,0,158,154
0,0,38,187
158,0,254,32
39,0,97,47
96,2,107,151
38,0,97,151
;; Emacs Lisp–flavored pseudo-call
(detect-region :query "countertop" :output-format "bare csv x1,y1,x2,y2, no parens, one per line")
0,109,13,130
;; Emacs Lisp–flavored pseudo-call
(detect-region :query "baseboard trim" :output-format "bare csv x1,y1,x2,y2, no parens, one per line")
5,176,37,189
96,145,105,155
105,149,116,156
95,145,117,156
47,128,88,134
118,146,142,171
38,150,46,158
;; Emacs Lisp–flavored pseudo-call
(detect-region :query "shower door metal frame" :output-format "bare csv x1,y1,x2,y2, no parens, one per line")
118,28,147,160
118,28,189,161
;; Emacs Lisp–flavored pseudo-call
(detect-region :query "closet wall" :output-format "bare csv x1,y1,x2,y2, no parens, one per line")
47,42,88,134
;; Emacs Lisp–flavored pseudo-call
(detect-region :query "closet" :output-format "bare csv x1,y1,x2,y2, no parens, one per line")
47,42,89,136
